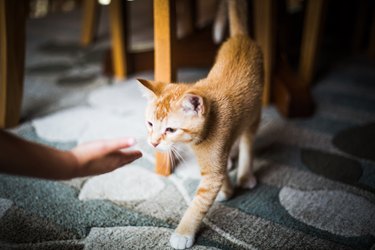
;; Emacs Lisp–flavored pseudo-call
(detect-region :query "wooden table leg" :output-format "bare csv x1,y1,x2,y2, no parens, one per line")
299,0,326,86
109,0,129,79
270,0,323,118
153,0,176,176
253,0,276,106
253,0,317,117
0,1,26,128
80,0,100,47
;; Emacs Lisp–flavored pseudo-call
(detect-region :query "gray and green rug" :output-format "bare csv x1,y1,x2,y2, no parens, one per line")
1,59,375,249
1,8,375,249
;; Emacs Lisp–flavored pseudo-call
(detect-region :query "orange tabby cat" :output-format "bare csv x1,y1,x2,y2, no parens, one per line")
138,0,263,248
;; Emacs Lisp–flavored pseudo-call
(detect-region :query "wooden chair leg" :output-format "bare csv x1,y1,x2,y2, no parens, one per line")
109,0,128,79
0,0,26,128
299,0,326,86
272,58,315,117
80,0,99,47
153,0,177,176
253,0,276,106
253,0,316,117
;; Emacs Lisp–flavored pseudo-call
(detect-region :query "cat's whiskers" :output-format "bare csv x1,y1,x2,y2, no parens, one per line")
169,149,175,171
171,146,183,164
165,148,175,172
171,145,187,170
170,149,178,172
159,148,179,172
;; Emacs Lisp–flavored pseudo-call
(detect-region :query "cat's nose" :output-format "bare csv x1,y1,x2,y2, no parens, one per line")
151,142,159,148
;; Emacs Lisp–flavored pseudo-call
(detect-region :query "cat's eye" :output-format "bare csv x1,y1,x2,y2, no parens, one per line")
147,121,153,127
165,127,176,133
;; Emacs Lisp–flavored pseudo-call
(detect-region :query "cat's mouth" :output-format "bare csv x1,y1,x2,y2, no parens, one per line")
148,142,170,152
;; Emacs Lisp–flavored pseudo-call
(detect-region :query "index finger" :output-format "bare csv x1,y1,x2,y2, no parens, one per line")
94,138,137,155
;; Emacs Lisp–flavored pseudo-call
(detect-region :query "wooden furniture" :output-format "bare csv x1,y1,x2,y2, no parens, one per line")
80,0,100,47
81,0,129,79
85,0,215,80
299,0,326,87
153,0,177,175
108,0,129,79
0,1,27,128
253,0,276,106
254,0,326,117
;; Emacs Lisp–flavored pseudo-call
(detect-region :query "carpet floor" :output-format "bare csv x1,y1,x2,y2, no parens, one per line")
1,7,375,250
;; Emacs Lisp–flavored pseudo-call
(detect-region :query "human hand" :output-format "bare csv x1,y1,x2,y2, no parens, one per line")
68,138,142,178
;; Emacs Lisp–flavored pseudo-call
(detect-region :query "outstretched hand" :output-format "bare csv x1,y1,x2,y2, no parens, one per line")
0,130,142,180
69,138,142,178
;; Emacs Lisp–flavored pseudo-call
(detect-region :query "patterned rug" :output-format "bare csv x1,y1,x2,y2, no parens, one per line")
2,59,375,249
1,10,375,250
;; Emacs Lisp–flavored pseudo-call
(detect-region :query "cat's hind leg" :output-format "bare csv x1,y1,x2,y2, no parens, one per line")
237,129,257,189
226,138,239,171
216,141,238,202
216,171,233,202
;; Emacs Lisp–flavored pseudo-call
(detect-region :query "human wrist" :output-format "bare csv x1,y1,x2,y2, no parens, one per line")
57,150,80,180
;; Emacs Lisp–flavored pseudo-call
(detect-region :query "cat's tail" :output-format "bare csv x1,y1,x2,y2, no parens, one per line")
213,0,228,44
228,0,248,37
213,0,248,44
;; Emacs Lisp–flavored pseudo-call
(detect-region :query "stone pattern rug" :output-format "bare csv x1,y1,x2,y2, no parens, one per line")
1,9,375,249
1,60,375,249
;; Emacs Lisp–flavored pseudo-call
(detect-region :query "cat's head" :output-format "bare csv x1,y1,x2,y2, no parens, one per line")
137,79,208,151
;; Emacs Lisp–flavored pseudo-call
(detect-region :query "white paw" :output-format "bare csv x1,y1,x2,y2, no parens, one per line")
170,232,194,249
239,175,257,189
215,190,231,202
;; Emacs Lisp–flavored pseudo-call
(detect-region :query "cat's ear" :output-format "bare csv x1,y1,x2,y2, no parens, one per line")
137,78,157,99
181,93,205,116
137,78,166,99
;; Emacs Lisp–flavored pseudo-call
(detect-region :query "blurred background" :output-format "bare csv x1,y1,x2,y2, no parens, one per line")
1,0,374,126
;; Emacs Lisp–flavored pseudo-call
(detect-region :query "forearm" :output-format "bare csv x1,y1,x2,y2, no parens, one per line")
0,130,77,180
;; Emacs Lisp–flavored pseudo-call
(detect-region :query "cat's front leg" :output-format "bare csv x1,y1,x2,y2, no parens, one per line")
170,173,223,249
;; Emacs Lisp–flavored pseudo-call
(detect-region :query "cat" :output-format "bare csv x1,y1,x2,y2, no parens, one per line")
137,0,263,248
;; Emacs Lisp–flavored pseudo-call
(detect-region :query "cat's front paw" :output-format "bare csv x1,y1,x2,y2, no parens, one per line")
170,232,194,249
